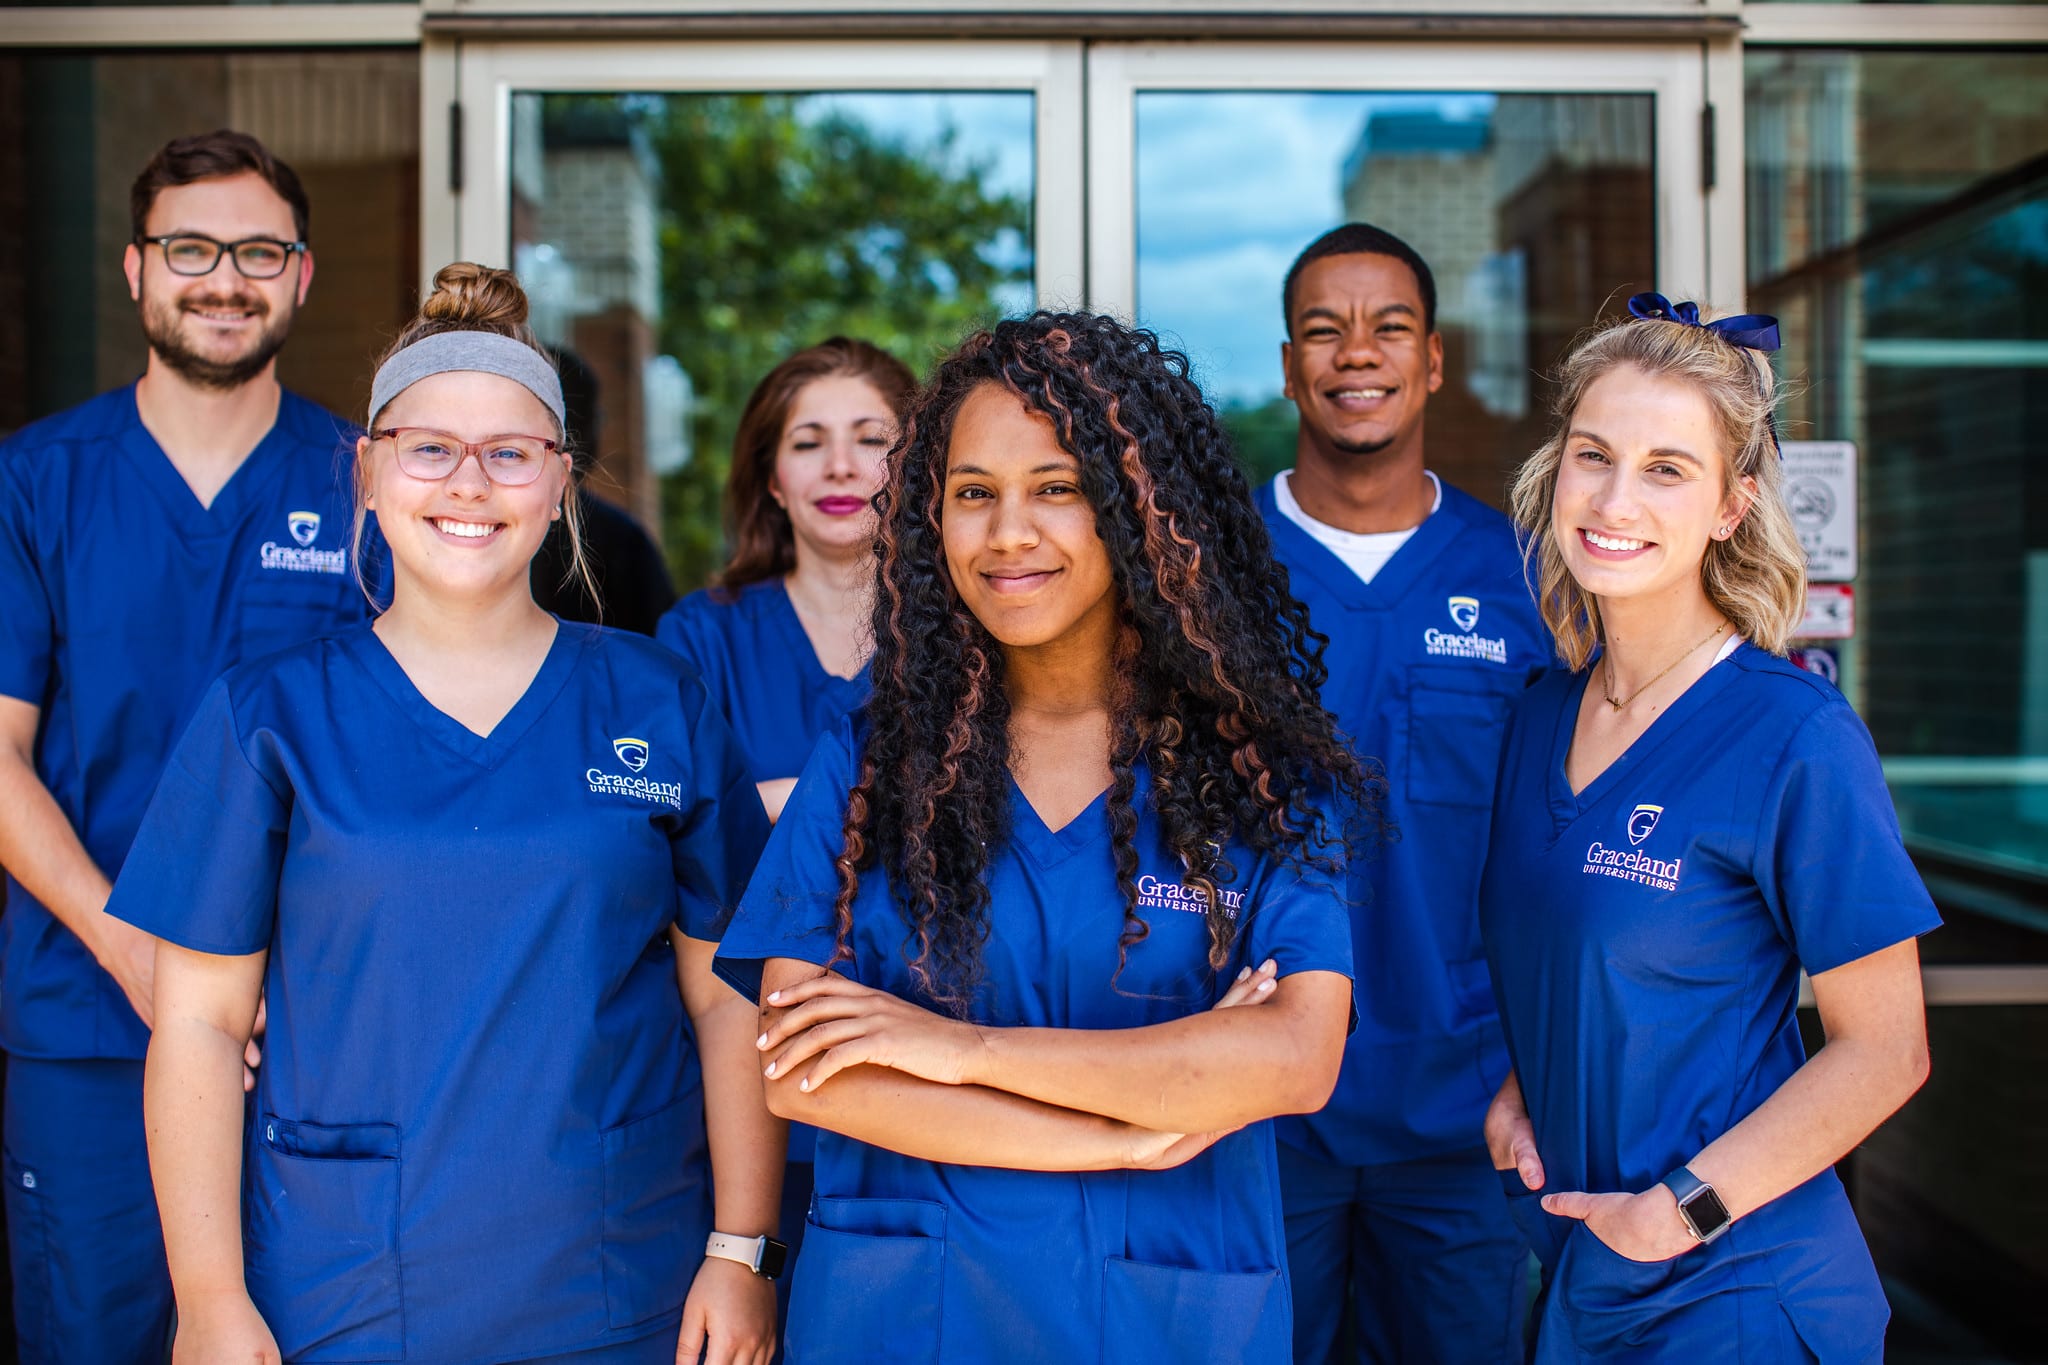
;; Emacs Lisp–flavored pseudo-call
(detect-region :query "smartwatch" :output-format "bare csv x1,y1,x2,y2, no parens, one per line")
705,1231,789,1280
1659,1167,1733,1244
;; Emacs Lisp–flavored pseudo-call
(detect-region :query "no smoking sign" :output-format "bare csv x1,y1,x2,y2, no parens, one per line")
1780,441,1857,582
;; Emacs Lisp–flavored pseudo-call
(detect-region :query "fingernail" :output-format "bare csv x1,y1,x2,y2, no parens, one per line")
763,1062,777,1077
798,1078,811,1092
767,991,782,1004
755,1033,768,1049
1236,967,1250,982
1261,959,1277,973
1256,979,1275,993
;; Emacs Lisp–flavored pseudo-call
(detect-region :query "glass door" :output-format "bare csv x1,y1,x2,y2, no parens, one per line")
451,39,1081,586
1086,41,1710,504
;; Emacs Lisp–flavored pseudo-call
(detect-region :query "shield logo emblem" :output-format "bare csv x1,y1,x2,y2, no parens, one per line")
287,511,321,547
612,738,649,773
1627,804,1663,846
1448,596,1481,632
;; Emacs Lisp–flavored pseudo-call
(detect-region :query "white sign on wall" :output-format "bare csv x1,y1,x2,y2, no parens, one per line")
1779,440,1857,582
1797,583,1856,640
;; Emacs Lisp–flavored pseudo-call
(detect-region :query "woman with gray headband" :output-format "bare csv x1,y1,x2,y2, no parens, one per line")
105,264,784,1365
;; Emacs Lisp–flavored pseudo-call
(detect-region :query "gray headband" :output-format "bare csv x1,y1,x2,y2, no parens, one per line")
369,330,566,433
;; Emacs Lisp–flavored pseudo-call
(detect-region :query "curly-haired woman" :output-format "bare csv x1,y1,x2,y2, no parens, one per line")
713,312,1380,1363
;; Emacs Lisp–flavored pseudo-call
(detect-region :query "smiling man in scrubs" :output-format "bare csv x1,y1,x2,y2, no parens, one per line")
1258,224,1549,1364
0,130,362,1364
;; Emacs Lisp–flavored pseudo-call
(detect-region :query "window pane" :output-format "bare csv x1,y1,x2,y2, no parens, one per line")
510,91,1033,589
1746,49,2048,888
1134,90,1655,505
1750,46,2048,1357
0,50,421,434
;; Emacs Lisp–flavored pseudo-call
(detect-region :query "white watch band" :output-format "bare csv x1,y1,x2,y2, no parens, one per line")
704,1231,766,1272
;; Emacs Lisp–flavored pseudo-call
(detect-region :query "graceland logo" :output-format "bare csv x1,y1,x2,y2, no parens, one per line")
1627,804,1663,845
1135,873,1244,919
588,738,680,808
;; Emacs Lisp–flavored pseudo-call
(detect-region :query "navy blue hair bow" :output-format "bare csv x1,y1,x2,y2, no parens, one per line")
1627,292,1780,352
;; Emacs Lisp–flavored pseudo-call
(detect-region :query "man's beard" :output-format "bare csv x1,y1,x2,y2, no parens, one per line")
1328,431,1398,458
139,289,294,391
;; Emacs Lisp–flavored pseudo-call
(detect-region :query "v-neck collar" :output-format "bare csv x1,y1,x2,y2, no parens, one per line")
765,578,869,695
1259,477,1465,610
1544,644,1751,836
1007,773,1112,868
114,384,294,538
347,618,587,770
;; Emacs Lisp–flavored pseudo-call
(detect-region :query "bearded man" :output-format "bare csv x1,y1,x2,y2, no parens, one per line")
0,129,369,1364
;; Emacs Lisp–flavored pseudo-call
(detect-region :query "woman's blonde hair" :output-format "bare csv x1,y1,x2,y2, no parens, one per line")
1508,312,1806,669
353,262,598,611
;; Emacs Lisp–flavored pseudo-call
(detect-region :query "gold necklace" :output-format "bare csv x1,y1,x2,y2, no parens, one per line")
1602,621,1728,712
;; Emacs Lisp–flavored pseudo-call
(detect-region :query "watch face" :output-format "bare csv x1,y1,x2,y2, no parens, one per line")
1682,1185,1733,1239
759,1237,789,1280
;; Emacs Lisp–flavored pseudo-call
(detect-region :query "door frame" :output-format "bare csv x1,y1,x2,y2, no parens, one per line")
440,37,1086,303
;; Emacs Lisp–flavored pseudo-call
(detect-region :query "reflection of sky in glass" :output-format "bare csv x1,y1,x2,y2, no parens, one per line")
1136,92,1494,405
806,92,1036,316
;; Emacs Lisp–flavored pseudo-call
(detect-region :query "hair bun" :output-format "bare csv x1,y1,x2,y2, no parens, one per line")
420,262,530,330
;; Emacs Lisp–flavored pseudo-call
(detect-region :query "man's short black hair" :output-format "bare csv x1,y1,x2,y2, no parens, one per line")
1282,223,1437,337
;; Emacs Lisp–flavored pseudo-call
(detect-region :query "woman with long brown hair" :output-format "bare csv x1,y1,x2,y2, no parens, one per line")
657,338,915,825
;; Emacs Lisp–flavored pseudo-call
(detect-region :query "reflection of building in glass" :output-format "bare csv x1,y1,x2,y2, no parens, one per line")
1746,50,2048,1339
1748,51,2045,771
1339,96,1650,500
510,97,679,530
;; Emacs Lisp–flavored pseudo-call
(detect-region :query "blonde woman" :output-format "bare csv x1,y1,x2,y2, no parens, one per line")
1479,295,1936,1361
106,265,778,1365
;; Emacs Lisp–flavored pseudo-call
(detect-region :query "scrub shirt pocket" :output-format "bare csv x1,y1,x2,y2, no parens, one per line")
244,1116,403,1363
787,1197,945,1364
1098,1258,1287,1364
1550,1222,1684,1358
240,577,350,662
1406,664,1521,809
601,1095,708,1329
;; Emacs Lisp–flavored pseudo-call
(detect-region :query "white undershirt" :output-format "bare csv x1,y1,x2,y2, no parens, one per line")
1712,633,1745,666
1274,469,1443,585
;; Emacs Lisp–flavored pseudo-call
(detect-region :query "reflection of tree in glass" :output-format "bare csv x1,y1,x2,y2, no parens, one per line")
1219,397,1300,488
601,93,1031,589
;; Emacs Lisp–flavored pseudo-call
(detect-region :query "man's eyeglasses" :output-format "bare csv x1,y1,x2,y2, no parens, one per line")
138,234,307,280
372,428,562,488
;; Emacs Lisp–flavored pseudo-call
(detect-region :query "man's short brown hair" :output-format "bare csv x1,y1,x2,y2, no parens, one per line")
130,129,310,244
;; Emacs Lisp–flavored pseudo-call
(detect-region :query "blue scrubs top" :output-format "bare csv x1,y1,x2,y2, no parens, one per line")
657,576,868,1166
0,384,367,1062
106,621,771,1365
1257,479,1550,1164
714,722,1355,1365
1480,645,1941,1361
656,578,869,783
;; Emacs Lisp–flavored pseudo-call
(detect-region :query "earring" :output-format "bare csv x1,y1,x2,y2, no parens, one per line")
552,505,563,522
1714,526,1731,539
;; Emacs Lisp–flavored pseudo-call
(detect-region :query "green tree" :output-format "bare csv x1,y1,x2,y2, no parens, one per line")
548,94,1031,590
1218,396,1299,488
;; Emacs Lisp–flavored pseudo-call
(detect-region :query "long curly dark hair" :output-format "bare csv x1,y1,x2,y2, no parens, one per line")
831,311,1384,1013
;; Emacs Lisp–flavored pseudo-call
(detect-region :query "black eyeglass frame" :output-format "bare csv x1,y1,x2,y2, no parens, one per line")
137,234,309,280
